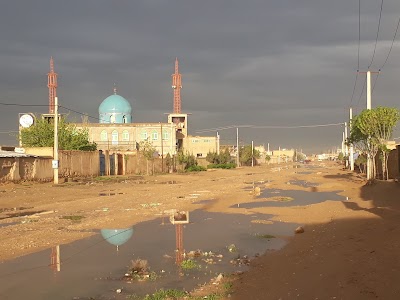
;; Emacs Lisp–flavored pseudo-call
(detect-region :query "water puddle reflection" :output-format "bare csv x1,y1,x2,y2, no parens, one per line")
0,210,296,300
232,189,346,208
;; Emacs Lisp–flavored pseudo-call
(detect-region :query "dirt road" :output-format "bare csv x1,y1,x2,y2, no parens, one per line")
0,162,399,299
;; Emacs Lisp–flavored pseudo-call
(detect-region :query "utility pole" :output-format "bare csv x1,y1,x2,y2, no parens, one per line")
278,146,281,164
160,122,164,173
344,122,348,168
251,140,254,167
360,70,379,180
236,128,239,167
349,107,354,171
53,96,59,185
216,131,220,155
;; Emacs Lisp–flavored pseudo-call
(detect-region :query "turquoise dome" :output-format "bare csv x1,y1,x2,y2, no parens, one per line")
99,94,132,123
101,228,134,247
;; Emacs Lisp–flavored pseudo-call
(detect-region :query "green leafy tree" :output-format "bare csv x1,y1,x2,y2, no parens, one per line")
138,140,157,175
165,153,172,173
265,154,271,164
177,150,198,170
20,118,96,151
355,154,367,174
239,145,260,166
337,152,344,161
206,149,232,164
348,107,400,180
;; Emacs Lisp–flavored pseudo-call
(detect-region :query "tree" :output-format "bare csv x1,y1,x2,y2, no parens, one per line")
355,154,367,174
165,153,172,173
138,140,157,175
177,150,198,170
206,149,232,164
348,107,400,180
239,145,260,166
19,118,96,151
265,154,271,164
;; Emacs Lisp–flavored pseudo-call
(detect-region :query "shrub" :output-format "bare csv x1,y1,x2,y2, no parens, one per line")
186,165,206,172
207,163,236,169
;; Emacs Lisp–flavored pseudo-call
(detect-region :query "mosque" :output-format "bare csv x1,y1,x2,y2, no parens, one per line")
19,58,218,159
75,59,218,158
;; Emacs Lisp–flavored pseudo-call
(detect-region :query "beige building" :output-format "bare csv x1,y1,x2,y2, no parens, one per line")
184,135,218,158
75,122,177,156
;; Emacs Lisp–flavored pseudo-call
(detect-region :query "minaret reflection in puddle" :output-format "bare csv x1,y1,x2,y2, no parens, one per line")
169,211,189,275
50,245,61,272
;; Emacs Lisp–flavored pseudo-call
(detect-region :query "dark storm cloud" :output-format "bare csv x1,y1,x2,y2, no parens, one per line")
0,0,399,152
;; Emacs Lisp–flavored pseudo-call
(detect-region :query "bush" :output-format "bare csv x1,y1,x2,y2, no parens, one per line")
207,163,236,169
186,165,207,172
206,149,232,164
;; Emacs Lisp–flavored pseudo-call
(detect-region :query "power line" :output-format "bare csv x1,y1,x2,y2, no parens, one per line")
0,102,47,107
349,0,362,107
0,101,106,123
355,75,367,109
372,16,400,93
196,122,345,134
368,0,384,69
380,16,400,70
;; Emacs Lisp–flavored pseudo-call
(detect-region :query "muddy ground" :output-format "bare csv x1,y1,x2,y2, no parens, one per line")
0,162,399,299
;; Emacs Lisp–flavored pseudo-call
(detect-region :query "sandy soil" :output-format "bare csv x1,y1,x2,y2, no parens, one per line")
0,162,399,299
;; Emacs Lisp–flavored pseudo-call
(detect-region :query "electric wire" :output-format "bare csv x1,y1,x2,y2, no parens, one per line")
349,0,361,108
196,122,345,134
372,16,400,94
380,16,400,70
368,0,384,69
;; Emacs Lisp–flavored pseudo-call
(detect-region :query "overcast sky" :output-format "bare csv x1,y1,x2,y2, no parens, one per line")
1,0,399,153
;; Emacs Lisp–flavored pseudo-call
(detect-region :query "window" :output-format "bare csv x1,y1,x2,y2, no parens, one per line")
122,130,129,141
111,130,118,145
110,114,116,123
100,130,108,141
122,115,127,123
141,131,148,140
152,131,158,141
162,131,169,140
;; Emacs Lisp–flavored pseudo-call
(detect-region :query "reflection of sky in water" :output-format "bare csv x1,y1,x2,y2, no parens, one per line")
232,189,346,208
0,210,297,300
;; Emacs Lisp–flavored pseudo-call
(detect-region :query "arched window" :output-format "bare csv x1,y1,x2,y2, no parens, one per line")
110,114,116,123
100,130,108,141
141,131,148,141
122,115,127,123
152,131,158,141
111,130,118,145
122,130,129,141
162,131,169,140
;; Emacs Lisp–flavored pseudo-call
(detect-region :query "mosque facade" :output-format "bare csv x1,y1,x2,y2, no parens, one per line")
75,89,218,158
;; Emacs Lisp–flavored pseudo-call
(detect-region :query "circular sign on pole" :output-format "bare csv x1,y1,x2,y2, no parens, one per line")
19,114,34,128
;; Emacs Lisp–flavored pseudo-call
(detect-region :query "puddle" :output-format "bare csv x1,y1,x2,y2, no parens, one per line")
295,171,313,175
0,210,296,300
191,199,215,205
287,180,319,188
0,207,34,213
99,192,124,196
232,189,346,208
0,210,47,220
0,221,19,228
